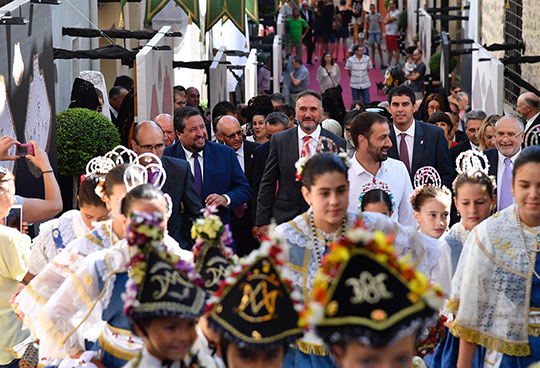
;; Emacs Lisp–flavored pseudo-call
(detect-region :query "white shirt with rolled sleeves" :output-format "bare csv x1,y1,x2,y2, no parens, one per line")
347,155,416,226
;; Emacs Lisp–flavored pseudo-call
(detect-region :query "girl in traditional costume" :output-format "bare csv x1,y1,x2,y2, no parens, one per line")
450,146,540,366
123,211,217,368
276,150,442,367
302,218,444,368
35,155,191,367
358,178,395,217
205,232,304,368
424,150,496,368
27,174,110,277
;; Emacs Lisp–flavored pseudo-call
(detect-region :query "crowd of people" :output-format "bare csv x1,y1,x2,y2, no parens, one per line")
1,76,540,368
1,1,540,365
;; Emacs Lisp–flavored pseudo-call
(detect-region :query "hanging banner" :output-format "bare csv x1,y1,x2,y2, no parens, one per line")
144,0,200,27
246,0,259,24
206,0,245,33
175,0,200,27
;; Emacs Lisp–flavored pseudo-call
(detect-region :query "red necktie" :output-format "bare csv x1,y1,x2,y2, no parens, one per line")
301,136,312,157
399,133,410,173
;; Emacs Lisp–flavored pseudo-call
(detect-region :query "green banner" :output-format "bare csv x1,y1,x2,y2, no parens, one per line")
143,0,200,27
246,0,258,24
206,0,245,33
175,0,200,28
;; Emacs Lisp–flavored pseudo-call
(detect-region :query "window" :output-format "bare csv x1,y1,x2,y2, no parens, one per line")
503,0,523,106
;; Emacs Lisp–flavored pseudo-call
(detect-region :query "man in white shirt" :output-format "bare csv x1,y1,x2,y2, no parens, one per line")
516,92,540,145
108,86,128,125
347,111,415,225
383,0,400,67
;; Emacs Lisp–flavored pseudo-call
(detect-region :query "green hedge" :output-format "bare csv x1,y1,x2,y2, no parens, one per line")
56,108,121,176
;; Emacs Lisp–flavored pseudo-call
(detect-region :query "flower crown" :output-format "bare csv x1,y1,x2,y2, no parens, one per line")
205,224,304,313
299,218,444,329
295,137,351,181
358,177,395,212
452,149,496,192
409,166,451,205
191,204,234,260
123,210,205,317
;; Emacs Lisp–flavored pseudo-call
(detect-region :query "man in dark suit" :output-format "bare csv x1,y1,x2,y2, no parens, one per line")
164,107,252,229
484,115,524,211
108,86,128,126
251,112,291,240
450,109,487,166
516,92,540,145
255,91,346,238
387,85,454,189
131,121,202,248
215,116,259,256
300,0,316,65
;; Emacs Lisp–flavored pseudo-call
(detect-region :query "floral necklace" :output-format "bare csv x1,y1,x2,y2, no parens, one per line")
514,206,540,280
309,210,347,266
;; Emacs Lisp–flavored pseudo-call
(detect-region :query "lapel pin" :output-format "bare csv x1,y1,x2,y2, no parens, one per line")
420,140,424,145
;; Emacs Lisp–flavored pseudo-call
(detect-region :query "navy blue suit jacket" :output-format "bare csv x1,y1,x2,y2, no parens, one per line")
388,120,454,189
164,141,252,225
161,156,203,248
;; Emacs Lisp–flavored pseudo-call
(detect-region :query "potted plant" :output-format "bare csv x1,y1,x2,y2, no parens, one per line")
56,108,121,210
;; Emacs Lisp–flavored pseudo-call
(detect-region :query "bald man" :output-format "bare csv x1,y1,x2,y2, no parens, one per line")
516,92,540,143
154,113,175,146
132,121,202,248
186,87,204,116
216,116,260,255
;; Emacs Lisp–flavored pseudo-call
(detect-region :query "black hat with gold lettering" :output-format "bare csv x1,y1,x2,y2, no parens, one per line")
301,221,443,348
191,206,236,293
124,211,207,320
206,235,304,349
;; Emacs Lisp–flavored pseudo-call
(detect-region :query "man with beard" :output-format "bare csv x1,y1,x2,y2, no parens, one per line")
255,90,345,238
164,107,251,234
348,112,415,225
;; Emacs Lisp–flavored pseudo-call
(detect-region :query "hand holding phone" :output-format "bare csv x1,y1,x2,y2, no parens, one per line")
16,143,35,156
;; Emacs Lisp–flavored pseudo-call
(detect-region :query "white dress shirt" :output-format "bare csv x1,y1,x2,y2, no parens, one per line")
235,142,245,172
182,144,204,179
109,106,118,119
393,122,415,168
526,111,540,133
496,149,520,209
297,124,322,157
348,156,416,226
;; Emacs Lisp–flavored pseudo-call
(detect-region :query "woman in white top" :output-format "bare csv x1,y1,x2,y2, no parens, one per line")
345,44,372,105
316,52,341,94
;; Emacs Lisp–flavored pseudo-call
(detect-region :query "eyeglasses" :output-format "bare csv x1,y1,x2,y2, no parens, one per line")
452,89,461,94
222,130,243,139
496,131,523,139
136,143,165,151
427,105,441,112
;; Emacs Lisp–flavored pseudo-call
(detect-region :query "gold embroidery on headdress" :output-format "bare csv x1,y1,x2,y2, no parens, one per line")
345,271,393,304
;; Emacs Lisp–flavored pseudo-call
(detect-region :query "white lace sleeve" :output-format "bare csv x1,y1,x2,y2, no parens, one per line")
429,240,453,297
35,249,118,359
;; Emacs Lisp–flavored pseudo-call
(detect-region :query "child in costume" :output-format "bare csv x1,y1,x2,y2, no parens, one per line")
449,146,540,366
205,232,304,368
27,173,110,277
303,217,444,368
410,166,453,295
424,150,496,367
123,211,217,368
276,149,443,367
358,178,395,217
34,155,192,367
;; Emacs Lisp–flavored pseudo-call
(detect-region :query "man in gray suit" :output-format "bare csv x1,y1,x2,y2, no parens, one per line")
255,90,346,238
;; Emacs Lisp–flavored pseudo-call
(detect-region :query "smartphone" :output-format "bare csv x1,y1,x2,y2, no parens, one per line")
16,143,34,156
4,205,22,232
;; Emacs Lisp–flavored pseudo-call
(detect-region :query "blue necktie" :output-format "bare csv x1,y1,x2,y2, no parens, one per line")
499,157,513,210
192,153,203,197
